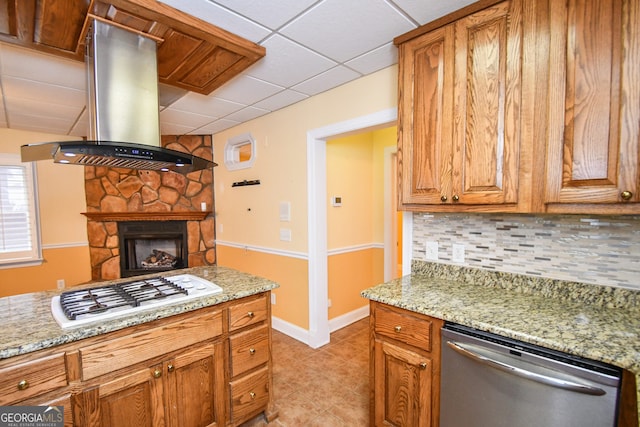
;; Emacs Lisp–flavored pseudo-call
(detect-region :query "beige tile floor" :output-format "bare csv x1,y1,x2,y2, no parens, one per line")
240,318,370,426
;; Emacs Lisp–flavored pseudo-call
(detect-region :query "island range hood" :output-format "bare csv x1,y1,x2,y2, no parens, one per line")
21,19,216,173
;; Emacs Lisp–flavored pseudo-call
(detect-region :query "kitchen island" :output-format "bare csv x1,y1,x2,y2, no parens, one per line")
0,265,279,426
362,261,640,426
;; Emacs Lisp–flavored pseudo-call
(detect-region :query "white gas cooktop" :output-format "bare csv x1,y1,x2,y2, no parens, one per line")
51,274,222,329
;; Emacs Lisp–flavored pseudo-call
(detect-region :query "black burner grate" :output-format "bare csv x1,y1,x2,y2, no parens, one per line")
59,277,188,320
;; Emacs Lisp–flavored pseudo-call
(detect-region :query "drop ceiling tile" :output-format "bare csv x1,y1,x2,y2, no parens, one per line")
212,0,318,30
280,0,415,62
211,75,283,105
158,0,271,43
0,44,85,90
160,109,217,128
391,0,478,24
224,106,270,123
3,76,85,107
69,110,88,137
197,118,241,134
8,111,75,135
245,35,336,88
292,66,361,97
345,42,398,75
253,89,308,111
168,92,245,117
5,97,83,121
160,122,199,135
0,96,6,128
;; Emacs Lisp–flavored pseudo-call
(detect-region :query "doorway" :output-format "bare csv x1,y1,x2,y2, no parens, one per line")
306,108,400,348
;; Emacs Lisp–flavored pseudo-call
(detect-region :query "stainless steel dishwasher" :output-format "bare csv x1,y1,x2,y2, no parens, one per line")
440,323,621,427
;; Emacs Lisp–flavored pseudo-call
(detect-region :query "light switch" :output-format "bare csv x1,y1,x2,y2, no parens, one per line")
279,201,291,221
332,196,342,207
280,228,292,241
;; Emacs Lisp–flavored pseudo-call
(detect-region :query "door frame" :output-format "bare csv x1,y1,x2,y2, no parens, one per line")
306,107,397,348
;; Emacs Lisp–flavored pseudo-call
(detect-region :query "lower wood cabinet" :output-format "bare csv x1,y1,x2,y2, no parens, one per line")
227,294,277,426
0,291,275,427
370,301,443,427
166,342,226,427
77,364,166,427
75,341,225,427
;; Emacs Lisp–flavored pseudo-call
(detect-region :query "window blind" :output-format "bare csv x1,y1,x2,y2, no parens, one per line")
0,154,41,265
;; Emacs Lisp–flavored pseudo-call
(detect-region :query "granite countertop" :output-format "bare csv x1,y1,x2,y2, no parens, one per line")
0,265,279,360
361,261,640,424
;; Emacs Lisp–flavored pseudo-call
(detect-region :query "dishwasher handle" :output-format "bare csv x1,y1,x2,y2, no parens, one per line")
446,341,606,396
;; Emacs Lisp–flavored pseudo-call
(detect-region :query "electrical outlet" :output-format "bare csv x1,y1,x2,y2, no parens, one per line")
425,241,439,261
271,293,276,305
328,299,332,308
452,244,465,263
56,279,65,290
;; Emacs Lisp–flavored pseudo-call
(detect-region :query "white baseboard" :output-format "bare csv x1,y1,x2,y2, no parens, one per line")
271,305,370,348
328,305,369,333
271,317,314,345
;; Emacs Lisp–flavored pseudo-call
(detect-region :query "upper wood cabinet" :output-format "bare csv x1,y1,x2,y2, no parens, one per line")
397,0,523,210
0,0,265,95
544,0,640,212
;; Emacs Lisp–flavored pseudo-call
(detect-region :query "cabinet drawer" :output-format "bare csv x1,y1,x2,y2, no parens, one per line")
230,367,269,425
374,305,433,350
229,295,267,332
230,325,269,377
79,309,222,380
0,352,67,405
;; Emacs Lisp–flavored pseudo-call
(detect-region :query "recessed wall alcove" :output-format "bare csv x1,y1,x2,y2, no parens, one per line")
83,135,216,281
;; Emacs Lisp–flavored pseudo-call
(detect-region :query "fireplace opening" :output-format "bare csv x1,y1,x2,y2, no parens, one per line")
118,221,188,278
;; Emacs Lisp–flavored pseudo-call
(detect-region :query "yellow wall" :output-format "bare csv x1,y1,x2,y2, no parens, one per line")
0,128,91,295
327,132,374,249
0,246,91,297
328,247,383,318
215,245,309,328
326,127,396,319
213,64,398,331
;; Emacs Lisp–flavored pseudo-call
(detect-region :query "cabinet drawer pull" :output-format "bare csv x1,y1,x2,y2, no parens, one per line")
621,191,633,201
419,362,428,370
440,195,448,202
249,348,256,355
394,326,402,333
17,380,29,391
247,311,255,318
153,369,162,378
249,392,256,400
452,194,459,202
167,364,175,373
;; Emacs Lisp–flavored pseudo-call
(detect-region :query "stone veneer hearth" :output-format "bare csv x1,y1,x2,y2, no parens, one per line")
83,135,215,281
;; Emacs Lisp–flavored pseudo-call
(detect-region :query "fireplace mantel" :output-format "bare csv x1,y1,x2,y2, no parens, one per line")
82,211,212,222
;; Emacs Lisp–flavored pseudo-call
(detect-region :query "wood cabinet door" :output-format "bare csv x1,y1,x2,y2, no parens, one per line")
26,394,73,427
164,342,225,427
74,366,166,427
545,0,640,205
452,0,522,204
373,339,433,427
398,0,521,207
398,25,455,205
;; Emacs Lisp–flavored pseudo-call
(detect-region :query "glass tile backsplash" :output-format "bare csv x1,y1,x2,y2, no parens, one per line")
412,213,640,290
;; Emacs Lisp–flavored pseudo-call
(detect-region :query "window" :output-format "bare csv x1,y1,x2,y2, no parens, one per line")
224,133,256,170
0,154,41,267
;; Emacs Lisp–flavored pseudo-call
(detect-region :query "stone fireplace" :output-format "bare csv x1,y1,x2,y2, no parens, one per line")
83,135,216,281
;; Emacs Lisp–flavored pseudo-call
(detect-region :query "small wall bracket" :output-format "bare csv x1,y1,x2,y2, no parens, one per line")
232,179,261,187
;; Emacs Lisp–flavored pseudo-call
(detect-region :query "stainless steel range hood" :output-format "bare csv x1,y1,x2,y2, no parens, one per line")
21,20,215,173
